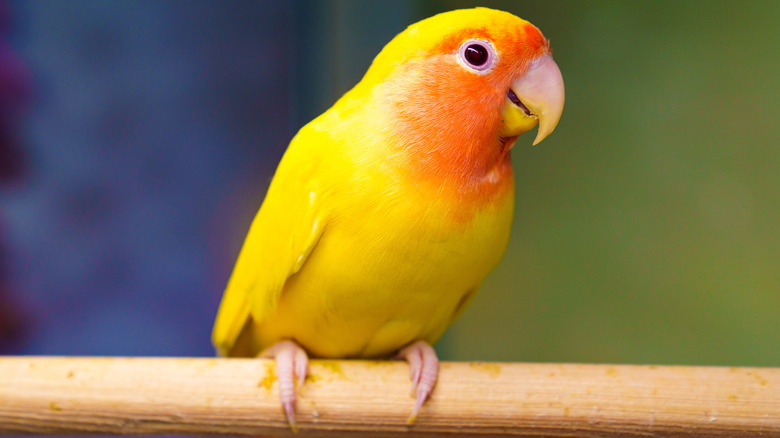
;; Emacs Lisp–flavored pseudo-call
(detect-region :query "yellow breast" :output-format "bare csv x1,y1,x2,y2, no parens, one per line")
248,122,515,357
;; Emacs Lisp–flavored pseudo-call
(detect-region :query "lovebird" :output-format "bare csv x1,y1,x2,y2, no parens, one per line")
212,7,564,427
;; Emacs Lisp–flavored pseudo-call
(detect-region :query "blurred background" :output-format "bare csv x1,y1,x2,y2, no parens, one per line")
1,0,778,365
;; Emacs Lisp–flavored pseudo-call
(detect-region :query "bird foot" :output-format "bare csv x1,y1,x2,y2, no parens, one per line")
396,340,439,423
259,340,309,431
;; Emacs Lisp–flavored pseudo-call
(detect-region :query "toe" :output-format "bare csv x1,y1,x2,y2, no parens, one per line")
397,340,439,423
294,347,309,391
259,340,309,431
398,343,423,390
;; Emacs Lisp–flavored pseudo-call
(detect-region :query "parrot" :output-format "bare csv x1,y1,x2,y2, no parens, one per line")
212,7,564,428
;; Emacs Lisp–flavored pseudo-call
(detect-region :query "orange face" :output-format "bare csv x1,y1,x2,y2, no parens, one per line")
369,12,554,206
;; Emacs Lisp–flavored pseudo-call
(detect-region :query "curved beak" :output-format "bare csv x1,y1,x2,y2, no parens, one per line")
500,54,565,145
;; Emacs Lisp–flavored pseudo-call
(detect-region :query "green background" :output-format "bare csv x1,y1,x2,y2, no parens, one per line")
304,0,780,366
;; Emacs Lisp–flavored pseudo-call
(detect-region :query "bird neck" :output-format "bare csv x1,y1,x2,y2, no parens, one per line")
329,73,515,205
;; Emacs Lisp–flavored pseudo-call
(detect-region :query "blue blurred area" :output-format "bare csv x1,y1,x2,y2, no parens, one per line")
2,1,298,356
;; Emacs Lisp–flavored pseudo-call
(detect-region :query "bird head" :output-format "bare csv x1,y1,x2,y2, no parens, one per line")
357,8,564,148
337,8,565,195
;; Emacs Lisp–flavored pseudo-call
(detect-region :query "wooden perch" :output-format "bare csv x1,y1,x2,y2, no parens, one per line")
0,357,778,436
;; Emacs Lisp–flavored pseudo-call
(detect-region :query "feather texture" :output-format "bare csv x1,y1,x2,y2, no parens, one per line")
212,7,560,360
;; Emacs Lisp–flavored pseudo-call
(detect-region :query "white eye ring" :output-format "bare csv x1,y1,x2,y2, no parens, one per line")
456,38,498,74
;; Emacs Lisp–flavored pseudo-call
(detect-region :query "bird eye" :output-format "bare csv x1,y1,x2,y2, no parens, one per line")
456,39,497,74
465,45,488,66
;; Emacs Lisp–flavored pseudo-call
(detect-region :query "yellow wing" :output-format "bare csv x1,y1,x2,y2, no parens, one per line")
212,130,327,357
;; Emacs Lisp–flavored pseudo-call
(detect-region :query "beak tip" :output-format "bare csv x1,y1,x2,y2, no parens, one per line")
531,132,547,146
531,114,559,146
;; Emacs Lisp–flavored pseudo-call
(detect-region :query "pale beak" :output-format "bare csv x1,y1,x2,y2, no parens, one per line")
500,54,565,145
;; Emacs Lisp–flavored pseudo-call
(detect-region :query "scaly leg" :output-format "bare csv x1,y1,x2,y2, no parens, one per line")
259,340,309,431
397,340,439,423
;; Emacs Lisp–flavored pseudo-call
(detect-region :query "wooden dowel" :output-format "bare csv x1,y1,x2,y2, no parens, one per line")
0,356,778,436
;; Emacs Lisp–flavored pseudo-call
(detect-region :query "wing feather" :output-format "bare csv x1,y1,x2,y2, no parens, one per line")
211,132,326,356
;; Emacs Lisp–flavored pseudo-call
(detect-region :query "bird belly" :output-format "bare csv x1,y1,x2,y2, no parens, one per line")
251,185,514,358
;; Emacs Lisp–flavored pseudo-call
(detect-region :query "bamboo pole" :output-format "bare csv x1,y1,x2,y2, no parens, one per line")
0,357,778,436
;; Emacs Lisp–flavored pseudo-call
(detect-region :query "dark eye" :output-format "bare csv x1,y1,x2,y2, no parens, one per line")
456,38,497,74
464,44,488,66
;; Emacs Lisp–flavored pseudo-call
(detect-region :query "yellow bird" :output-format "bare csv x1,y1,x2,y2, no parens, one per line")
212,7,564,427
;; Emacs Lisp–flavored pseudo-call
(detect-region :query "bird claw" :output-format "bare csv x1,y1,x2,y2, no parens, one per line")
397,340,439,423
260,340,309,431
